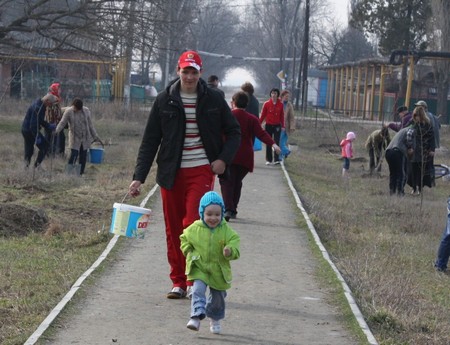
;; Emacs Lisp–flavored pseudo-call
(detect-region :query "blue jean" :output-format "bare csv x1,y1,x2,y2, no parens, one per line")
435,199,450,271
190,280,227,321
280,130,291,159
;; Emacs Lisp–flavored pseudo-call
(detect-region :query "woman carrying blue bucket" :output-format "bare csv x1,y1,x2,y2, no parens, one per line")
55,98,103,176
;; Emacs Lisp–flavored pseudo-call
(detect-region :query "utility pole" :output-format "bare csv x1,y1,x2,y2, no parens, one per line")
124,0,137,108
163,0,188,88
300,0,310,115
279,0,286,90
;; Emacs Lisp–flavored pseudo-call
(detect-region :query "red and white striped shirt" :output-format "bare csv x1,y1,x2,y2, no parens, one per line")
180,92,208,168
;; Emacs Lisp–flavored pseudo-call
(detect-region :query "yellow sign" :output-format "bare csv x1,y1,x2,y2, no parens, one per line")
276,70,285,81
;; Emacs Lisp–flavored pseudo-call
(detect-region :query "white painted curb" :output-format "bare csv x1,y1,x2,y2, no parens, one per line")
25,165,378,345
24,184,159,345
281,162,378,345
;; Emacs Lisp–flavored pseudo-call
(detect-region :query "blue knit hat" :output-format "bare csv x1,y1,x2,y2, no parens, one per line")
198,191,225,225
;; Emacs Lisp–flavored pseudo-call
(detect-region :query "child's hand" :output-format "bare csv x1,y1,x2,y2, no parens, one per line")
223,247,231,257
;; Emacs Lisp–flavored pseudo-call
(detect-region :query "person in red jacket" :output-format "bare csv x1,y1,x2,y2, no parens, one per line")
259,88,284,165
220,91,281,221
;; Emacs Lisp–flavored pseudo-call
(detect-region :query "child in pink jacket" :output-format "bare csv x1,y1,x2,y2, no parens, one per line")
340,131,356,178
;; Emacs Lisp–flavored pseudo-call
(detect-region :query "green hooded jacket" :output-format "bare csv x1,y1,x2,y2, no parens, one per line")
180,219,240,291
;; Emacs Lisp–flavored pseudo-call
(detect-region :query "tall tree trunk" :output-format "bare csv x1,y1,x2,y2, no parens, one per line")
431,0,450,123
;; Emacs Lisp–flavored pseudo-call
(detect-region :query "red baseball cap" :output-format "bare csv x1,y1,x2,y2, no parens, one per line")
178,50,202,71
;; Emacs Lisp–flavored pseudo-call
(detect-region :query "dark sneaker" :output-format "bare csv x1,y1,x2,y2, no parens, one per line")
167,287,186,299
224,211,232,222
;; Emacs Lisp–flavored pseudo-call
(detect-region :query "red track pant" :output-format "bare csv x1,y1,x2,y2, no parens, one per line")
160,165,215,290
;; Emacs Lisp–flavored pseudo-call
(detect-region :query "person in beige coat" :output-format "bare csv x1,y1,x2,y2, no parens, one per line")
280,90,296,159
55,98,102,175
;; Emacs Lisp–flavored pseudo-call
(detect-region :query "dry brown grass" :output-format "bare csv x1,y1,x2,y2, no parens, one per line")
0,99,155,345
286,115,450,345
2,100,450,344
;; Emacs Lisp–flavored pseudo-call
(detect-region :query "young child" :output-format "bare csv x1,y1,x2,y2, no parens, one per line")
340,131,356,178
180,191,240,334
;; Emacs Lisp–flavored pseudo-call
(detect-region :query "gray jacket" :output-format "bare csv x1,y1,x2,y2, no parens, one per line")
386,127,413,157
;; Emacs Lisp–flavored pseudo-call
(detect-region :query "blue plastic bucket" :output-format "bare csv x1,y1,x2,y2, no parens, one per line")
253,138,262,151
89,147,104,164
110,203,152,238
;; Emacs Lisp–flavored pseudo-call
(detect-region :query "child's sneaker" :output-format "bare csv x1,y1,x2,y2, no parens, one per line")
186,286,193,299
209,319,221,334
187,317,200,331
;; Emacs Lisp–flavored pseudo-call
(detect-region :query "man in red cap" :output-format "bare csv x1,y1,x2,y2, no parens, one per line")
129,50,241,299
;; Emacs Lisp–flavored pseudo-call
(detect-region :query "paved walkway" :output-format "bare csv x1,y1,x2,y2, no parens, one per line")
41,151,362,345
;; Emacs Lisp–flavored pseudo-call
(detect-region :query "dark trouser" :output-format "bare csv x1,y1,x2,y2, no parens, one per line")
46,129,66,156
385,148,407,195
264,124,281,162
219,164,249,214
368,143,383,173
410,162,423,192
68,144,88,175
22,130,48,167
435,201,450,271
408,157,434,192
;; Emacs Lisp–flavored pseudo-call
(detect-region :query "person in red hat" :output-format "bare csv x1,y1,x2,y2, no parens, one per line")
45,82,66,156
128,50,241,299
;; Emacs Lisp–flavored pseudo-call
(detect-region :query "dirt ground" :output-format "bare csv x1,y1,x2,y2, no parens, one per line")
0,203,48,237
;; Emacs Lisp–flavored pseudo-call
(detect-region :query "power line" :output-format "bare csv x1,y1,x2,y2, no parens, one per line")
197,50,295,61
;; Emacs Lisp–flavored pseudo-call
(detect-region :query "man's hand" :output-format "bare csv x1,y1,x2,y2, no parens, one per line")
272,144,281,155
128,181,142,197
211,159,226,175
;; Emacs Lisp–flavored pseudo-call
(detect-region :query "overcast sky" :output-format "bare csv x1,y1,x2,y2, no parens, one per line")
222,0,351,86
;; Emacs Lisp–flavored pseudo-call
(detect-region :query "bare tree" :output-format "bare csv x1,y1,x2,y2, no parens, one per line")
429,0,450,122
189,0,242,80
0,0,102,55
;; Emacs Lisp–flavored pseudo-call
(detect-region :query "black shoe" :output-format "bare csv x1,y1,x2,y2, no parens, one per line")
224,211,232,222
167,287,186,299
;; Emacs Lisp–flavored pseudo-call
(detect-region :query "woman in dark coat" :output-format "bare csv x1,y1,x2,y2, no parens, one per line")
407,106,435,195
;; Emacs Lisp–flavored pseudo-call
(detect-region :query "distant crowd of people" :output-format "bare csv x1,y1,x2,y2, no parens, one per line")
340,99,447,274
21,83,102,175
342,101,440,196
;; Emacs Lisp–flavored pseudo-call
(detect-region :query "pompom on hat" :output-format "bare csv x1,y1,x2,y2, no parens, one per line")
198,191,225,224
